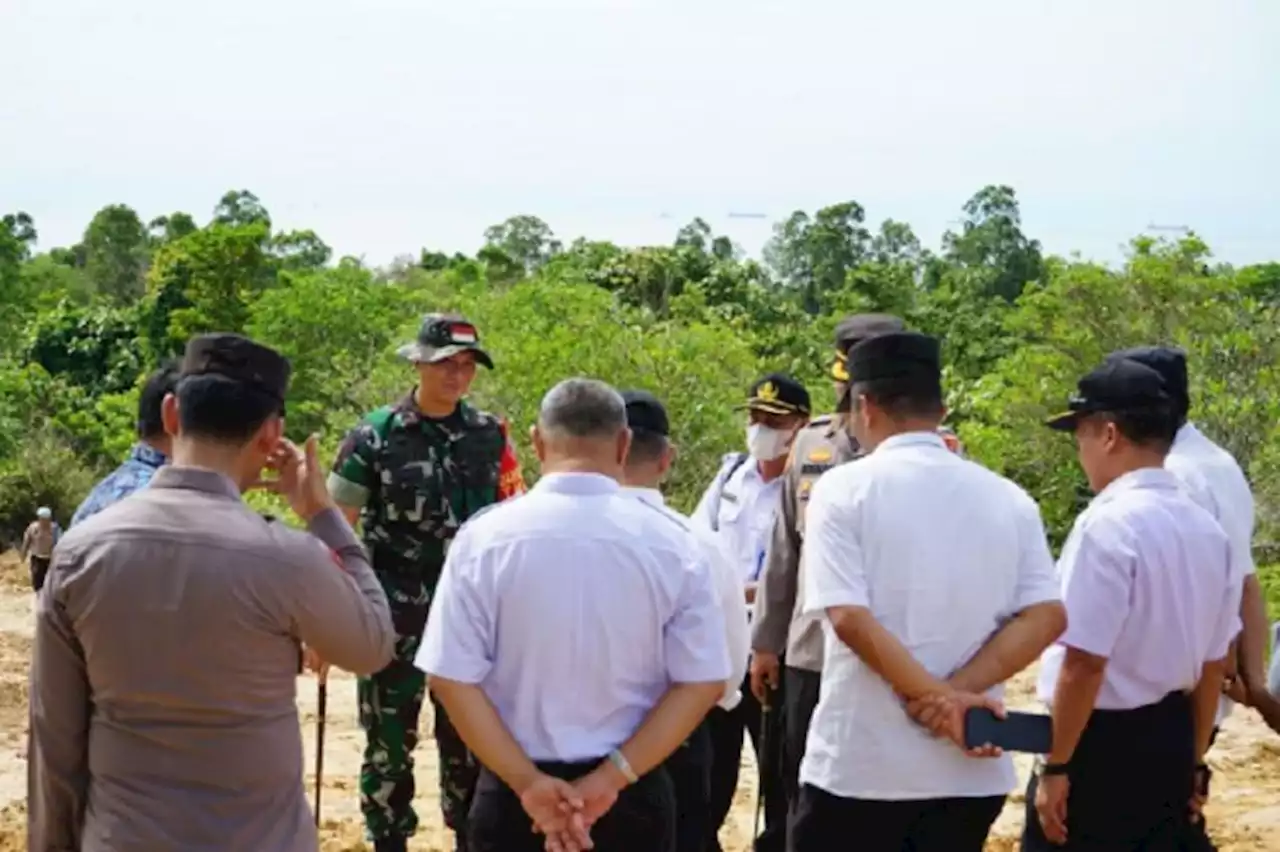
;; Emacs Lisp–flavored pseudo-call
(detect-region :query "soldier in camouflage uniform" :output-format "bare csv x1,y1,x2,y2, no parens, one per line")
327,314,525,852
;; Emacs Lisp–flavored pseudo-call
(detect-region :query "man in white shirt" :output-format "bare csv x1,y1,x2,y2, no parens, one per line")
691,372,811,852
417,378,731,852
1109,347,1267,714
619,389,751,852
795,331,1066,852
1026,358,1241,851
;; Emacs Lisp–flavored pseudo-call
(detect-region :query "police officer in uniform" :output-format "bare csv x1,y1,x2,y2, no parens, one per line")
28,333,396,851
1026,358,1241,850
749,313,904,825
327,313,526,852
692,373,811,852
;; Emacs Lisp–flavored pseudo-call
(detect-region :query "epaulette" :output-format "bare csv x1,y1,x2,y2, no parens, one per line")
633,496,692,534
804,414,833,429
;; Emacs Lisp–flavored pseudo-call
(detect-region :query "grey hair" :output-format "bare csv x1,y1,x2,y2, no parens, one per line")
538,378,627,440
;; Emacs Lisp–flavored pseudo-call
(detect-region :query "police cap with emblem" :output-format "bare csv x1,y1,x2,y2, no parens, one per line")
398,313,494,369
621,389,670,437
831,314,907,382
1045,358,1175,432
835,330,941,413
181,333,292,412
1106,345,1189,420
738,373,811,417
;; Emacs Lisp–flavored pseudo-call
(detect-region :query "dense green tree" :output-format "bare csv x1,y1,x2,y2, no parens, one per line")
482,215,562,275
81,204,150,303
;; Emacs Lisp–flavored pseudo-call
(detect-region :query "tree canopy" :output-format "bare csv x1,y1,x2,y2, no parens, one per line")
3,188,1278,588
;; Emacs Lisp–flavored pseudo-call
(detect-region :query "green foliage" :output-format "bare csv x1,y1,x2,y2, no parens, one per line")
3,186,1279,569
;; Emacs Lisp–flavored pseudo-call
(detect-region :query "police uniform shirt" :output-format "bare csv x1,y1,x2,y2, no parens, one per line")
752,416,857,672
692,454,783,589
1036,467,1242,710
1164,422,1256,723
27,468,396,852
800,432,1060,800
416,472,732,763
624,485,751,711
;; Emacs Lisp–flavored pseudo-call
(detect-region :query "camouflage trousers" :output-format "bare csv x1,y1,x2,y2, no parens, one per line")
359,577,477,843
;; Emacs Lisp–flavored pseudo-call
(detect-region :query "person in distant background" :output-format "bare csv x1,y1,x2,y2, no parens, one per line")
20,507,62,592
71,362,181,527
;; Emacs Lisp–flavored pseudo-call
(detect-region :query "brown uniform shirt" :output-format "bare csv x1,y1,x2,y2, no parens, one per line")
750,415,859,672
27,466,396,852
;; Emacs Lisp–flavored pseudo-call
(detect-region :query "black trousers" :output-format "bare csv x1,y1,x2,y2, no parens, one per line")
781,667,821,812
1021,691,1196,852
789,784,1005,852
666,720,713,852
468,759,675,852
29,555,50,592
707,670,787,852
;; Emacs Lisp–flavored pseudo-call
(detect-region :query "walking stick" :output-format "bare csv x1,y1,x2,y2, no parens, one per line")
753,693,772,845
314,671,328,827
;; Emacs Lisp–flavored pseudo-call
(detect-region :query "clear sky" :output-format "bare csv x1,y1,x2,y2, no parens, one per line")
2,0,1276,268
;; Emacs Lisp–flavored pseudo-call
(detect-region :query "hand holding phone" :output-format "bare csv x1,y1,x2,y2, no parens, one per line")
963,707,1052,754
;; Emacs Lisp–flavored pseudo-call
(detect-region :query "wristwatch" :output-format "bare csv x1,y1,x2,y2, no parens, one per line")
1035,757,1069,778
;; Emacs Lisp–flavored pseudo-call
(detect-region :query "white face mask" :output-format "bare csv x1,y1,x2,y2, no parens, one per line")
746,423,793,461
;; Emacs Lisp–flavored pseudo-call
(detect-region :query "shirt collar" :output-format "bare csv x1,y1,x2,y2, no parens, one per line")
130,441,168,468
533,472,621,497
1093,466,1181,504
1174,422,1202,446
621,485,665,507
871,431,947,455
148,466,243,501
395,388,480,430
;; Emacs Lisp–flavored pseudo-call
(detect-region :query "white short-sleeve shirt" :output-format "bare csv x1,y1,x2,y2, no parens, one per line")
1036,468,1240,711
799,432,1061,801
624,486,751,711
1165,423,1255,723
416,472,732,763
691,454,783,588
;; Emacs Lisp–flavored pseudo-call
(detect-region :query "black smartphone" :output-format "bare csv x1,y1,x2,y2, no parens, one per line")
963,707,1052,754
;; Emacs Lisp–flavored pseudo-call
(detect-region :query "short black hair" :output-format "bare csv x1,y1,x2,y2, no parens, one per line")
850,376,944,421
1091,408,1178,453
625,428,669,466
176,374,281,443
138,361,181,439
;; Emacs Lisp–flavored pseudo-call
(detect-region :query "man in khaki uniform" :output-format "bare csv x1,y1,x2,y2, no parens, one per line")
749,313,905,824
27,333,396,852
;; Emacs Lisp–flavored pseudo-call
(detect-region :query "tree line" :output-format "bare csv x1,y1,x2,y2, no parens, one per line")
3,187,1279,596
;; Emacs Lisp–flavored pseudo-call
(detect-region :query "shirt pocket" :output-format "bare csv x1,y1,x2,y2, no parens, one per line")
383,451,447,527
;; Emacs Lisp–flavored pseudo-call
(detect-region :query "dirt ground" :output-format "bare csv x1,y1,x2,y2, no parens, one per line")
1,551,1278,851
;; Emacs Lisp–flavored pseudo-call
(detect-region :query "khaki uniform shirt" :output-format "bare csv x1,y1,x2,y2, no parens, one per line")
22,521,59,559
750,415,859,672
27,467,396,852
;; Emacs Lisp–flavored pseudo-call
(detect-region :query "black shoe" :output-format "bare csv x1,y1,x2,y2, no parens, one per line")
373,838,407,852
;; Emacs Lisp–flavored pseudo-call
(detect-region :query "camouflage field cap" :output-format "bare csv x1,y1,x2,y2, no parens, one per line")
397,313,494,369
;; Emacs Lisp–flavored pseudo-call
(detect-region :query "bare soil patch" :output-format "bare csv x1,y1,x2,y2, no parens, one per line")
0,548,1275,850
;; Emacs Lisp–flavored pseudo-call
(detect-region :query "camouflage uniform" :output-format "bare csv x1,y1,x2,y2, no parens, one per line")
329,391,524,846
